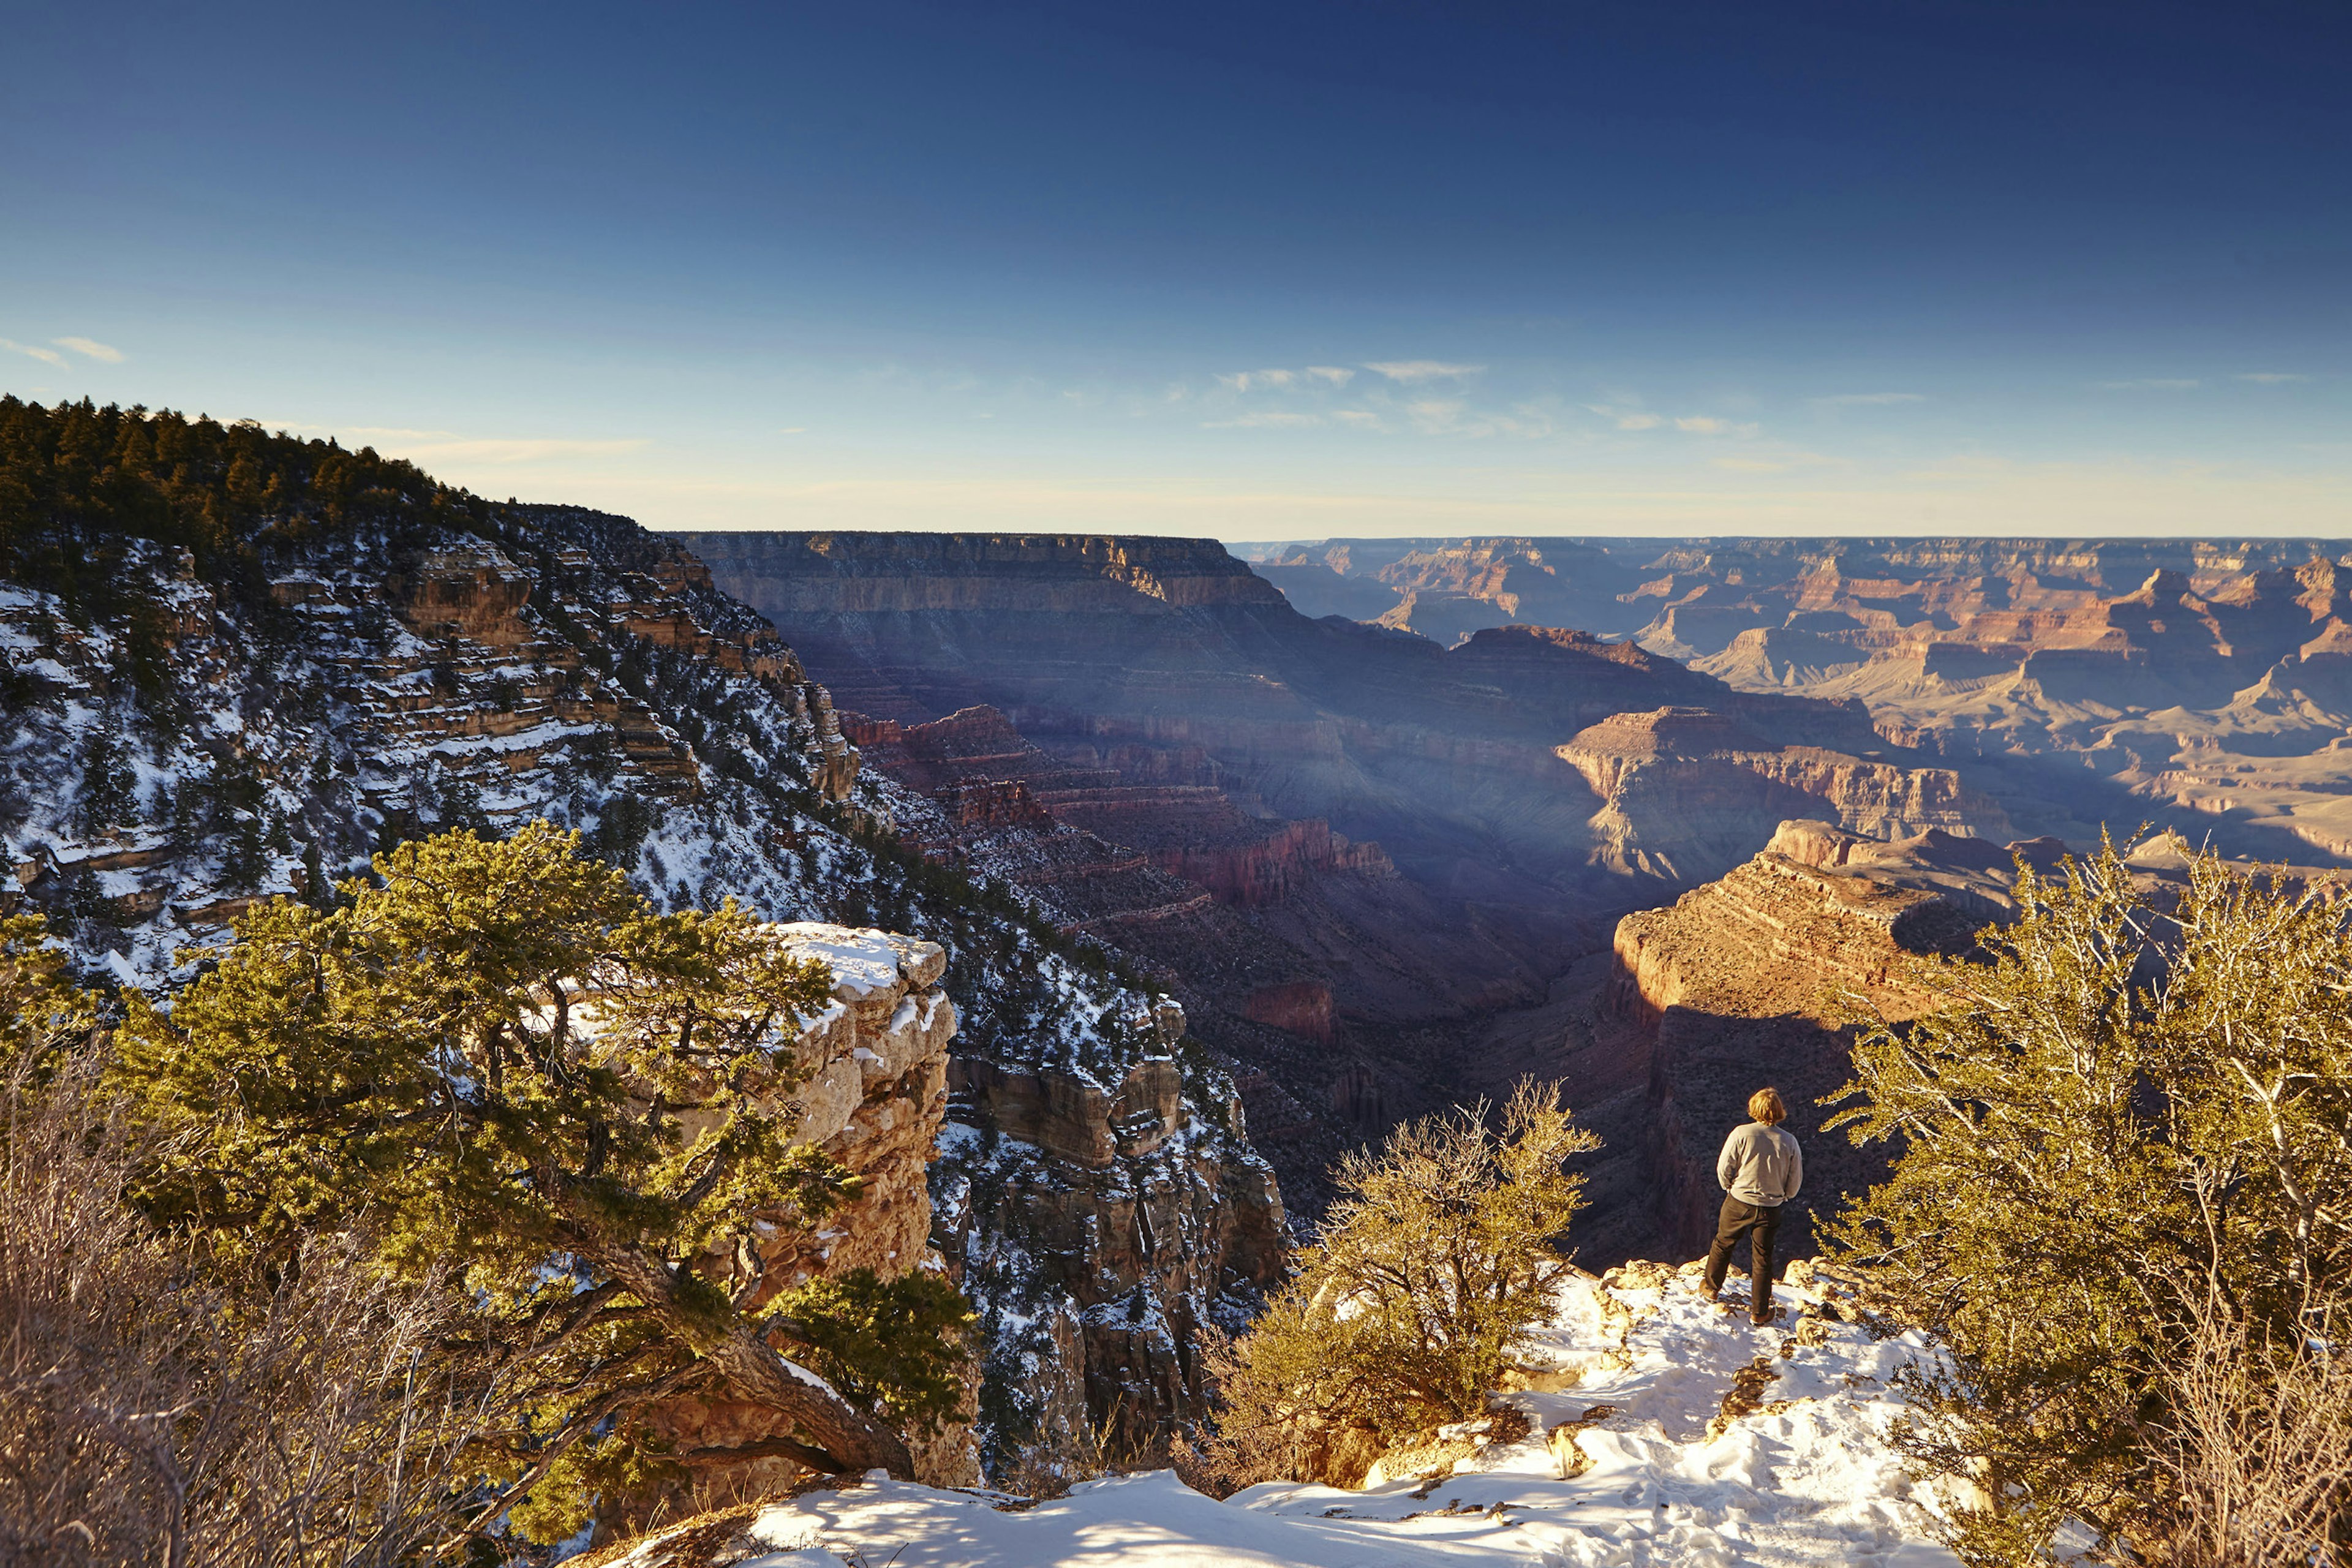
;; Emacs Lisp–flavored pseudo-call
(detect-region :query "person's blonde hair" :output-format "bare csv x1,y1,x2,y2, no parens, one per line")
1749,1087,1787,1125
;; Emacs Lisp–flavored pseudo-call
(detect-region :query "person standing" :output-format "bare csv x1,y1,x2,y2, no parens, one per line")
1701,1087,1803,1324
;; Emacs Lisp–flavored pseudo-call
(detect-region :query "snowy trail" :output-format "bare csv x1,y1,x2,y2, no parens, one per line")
602,1261,1961,1568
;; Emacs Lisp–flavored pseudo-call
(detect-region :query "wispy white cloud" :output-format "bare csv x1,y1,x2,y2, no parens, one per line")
1675,415,1760,437
1204,410,1322,429
1330,409,1384,428
1217,368,1298,393
1404,398,1466,434
2099,377,2199,391
53,336,124,363
1586,402,1662,431
1365,360,1485,383
1812,391,1923,406
1305,365,1355,386
2236,372,2310,384
1,338,69,369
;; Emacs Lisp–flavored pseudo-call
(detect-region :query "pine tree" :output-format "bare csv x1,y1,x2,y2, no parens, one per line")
72,721,137,839
112,821,971,1540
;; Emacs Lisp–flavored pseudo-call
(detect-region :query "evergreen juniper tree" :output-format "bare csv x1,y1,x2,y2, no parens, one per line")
1828,837,2352,1566
111,821,971,1540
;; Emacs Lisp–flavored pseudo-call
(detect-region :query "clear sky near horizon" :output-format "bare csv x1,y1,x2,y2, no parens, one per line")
2,1,2346,540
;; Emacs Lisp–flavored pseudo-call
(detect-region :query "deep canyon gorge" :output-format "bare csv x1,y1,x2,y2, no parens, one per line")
17,463,2352,1484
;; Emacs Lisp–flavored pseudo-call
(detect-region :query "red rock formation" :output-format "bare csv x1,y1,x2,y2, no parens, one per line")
1240,979,1335,1044
1595,820,2070,1265
641,924,977,1497
676,529,2018,1221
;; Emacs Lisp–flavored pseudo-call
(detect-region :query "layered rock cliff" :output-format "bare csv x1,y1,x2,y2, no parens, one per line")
937,1003,1287,1468
1598,820,2057,1264
679,531,2016,1224
0,406,1283,1482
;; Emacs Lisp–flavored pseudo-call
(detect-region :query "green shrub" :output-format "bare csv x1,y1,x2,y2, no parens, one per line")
1197,1079,1595,1488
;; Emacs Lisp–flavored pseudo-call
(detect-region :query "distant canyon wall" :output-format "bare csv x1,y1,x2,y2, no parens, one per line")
678,530,2028,1222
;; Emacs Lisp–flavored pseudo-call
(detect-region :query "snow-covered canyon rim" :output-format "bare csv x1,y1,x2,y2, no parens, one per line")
598,1259,1961,1568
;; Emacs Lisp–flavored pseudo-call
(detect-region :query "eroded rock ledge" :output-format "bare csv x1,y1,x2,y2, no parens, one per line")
643,922,978,1495
1604,821,2048,1264
935,1000,1287,1469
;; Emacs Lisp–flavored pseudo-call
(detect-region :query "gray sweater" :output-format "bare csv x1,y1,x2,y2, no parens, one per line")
1717,1122,1803,1207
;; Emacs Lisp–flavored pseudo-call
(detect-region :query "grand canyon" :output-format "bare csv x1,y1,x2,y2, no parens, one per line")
682,529,2352,1267
20,492,2350,1466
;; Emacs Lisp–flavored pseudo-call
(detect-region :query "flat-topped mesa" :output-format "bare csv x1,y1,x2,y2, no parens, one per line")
680,532,1289,614
1558,708,2016,883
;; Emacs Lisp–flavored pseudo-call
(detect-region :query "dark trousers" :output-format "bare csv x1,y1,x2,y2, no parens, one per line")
1704,1196,1781,1318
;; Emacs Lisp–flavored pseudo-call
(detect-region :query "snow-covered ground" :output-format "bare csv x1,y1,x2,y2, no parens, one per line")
599,1260,1959,1568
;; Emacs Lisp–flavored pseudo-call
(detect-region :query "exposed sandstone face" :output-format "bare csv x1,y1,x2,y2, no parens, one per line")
835,698,1528,1213
1599,821,2059,1265
933,1002,1286,1467
676,531,2003,1229
1240,979,1335,1044
643,924,979,1493
685,531,1287,630
388,545,538,649
1558,709,2015,884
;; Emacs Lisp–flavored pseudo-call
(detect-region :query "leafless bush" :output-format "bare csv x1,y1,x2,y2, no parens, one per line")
1000,1399,1160,1503
2135,1292,2352,1568
0,1045,510,1567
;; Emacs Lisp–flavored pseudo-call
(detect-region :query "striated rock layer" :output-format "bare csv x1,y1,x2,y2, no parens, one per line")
678,530,2022,1222
1596,820,2062,1265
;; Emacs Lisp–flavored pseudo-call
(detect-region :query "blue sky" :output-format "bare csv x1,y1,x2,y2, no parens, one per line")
2,1,2346,537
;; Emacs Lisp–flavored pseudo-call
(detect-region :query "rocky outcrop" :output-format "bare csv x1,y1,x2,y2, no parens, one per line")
935,1001,1286,1467
643,924,976,1492
1558,709,2015,883
1600,822,2053,1264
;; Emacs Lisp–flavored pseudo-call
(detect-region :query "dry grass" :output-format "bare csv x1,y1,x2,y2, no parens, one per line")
0,1044,508,1567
